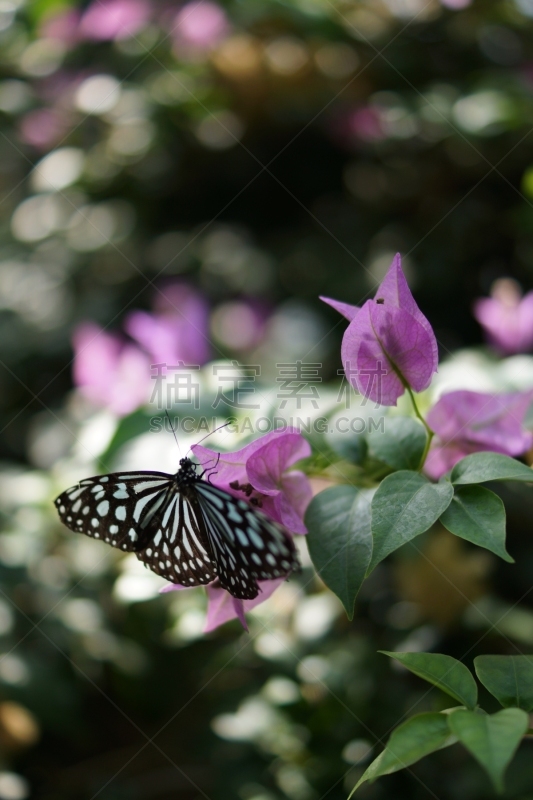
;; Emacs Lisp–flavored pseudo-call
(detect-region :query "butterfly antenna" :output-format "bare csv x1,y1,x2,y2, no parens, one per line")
165,410,182,458
186,420,232,456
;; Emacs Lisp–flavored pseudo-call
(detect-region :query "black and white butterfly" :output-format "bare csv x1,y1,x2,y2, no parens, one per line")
54,457,299,599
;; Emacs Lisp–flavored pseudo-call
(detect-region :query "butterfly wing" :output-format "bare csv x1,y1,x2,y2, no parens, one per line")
55,471,176,551
55,471,217,588
136,492,216,586
192,482,300,600
55,470,299,599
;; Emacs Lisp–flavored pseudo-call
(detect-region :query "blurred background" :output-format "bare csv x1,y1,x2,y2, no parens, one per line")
1,0,533,798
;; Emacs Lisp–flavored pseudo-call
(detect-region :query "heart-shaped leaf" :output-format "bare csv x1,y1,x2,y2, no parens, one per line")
369,471,453,572
474,655,533,712
305,485,374,619
439,485,513,563
448,708,528,793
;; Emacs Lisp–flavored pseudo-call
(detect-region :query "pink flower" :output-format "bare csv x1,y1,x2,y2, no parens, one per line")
73,323,151,415
473,278,533,356
19,109,69,151
79,0,150,41
124,283,210,368
40,8,81,46
192,428,312,534
162,577,286,632
172,1,229,52
321,253,438,406
425,389,533,479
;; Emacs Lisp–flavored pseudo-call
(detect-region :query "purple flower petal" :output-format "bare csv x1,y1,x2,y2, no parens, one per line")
72,323,150,416
473,279,533,355
192,428,302,490
204,579,284,632
322,254,438,405
425,389,533,478
376,253,438,368
261,484,310,534
173,1,229,51
79,0,150,40
159,583,188,593
124,283,210,366
246,434,311,495
281,471,313,523
341,302,437,405
192,429,312,534
320,296,360,322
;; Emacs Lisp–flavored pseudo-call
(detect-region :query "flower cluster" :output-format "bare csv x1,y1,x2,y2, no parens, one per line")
72,283,210,415
324,254,533,477
74,253,533,634
425,390,533,478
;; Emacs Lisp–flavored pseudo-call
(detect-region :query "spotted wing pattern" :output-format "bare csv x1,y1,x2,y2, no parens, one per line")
54,471,173,549
55,466,299,599
193,482,299,600
135,491,216,586
55,470,217,587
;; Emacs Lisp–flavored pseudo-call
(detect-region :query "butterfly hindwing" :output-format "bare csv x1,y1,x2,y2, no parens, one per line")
193,482,299,600
136,492,216,586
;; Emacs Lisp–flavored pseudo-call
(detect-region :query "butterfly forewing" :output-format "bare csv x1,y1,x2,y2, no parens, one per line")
55,471,175,551
55,459,300,600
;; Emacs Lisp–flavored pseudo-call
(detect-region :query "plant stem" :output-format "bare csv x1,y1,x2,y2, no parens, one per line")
406,386,434,471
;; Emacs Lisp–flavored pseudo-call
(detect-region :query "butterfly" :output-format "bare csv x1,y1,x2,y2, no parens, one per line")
54,457,299,599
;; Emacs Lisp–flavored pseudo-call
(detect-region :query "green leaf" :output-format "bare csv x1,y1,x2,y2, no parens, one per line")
329,431,368,466
98,408,152,471
369,471,453,573
380,651,478,709
350,713,456,796
305,486,374,619
367,417,427,471
451,453,533,485
448,708,528,793
474,655,533,712
439,485,514,563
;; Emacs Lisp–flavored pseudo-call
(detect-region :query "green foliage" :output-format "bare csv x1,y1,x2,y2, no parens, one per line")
366,417,427,471
351,713,456,796
368,471,453,572
305,486,374,618
308,438,533,612
349,652,532,796
448,709,529,793
439,485,513,563
379,651,478,709
474,655,533,712
450,453,533,485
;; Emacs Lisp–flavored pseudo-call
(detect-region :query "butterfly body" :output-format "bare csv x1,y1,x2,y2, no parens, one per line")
55,457,299,600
